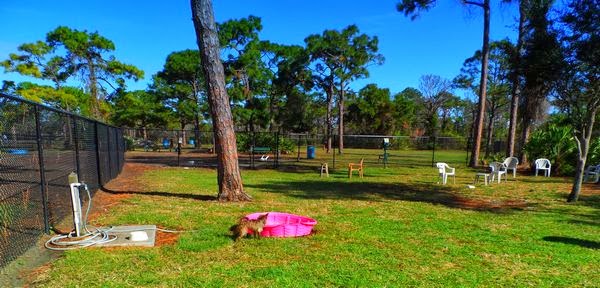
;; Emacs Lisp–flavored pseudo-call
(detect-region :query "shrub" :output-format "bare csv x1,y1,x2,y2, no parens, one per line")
588,137,600,165
235,133,296,154
524,123,576,175
124,136,135,151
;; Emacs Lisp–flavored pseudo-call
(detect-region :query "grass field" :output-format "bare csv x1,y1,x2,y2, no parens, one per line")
32,150,599,287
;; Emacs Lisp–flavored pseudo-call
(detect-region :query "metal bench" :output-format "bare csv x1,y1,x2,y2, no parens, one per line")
251,146,271,161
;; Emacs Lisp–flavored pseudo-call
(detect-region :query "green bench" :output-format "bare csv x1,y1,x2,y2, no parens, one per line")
251,147,271,161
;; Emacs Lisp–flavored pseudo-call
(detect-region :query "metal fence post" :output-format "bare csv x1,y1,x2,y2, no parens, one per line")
466,137,471,167
296,134,301,162
72,116,81,179
114,127,121,173
431,136,436,167
251,132,256,169
177,130,181,166
34,105,50,234
94,122,103,187
274,131,279,168
106,127,112,179
332,134,336,171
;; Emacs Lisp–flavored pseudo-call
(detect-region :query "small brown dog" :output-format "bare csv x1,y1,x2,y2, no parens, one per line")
230,213,268,241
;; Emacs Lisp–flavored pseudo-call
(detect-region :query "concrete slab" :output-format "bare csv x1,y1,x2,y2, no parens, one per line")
96,225,156,247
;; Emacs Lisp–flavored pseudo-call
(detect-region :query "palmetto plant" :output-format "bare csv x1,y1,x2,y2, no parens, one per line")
524,123,576,175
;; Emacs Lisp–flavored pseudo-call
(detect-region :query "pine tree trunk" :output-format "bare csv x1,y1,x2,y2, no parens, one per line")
519,119,531,166
507,1,526,157
469,0,490,167
191,0,251,201
485,109,494,158
326,84,333,153
194,113,201,149
192,83,201,149
88,58,101,120
338,82,345,154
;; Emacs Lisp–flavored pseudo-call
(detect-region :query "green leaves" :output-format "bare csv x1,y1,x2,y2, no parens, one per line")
306,25,383,83
2,26,143,120
46,26,115,55
524,119,577,175
159,50,203,85
396,0,437,20
347,84,395,135
1,40,68,85
151,49,207,131
111,90,170,128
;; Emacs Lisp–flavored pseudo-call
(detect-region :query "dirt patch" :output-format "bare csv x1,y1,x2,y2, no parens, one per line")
87,162,159,222
453,197,529,210
155,230,180,246
88,163,182,246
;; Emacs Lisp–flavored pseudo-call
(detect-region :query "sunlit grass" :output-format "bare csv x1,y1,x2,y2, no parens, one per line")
36,150,600,287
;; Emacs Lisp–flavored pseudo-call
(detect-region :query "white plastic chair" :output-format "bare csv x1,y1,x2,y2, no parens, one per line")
534,158,551,177
502,157,519,178
489,162,507,183
583,164,600,183
436,162,455,185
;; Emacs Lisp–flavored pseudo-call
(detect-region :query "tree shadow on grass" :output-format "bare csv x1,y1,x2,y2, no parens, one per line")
567,194,600,227
100,187,217,201
516,177,571,184
578,193,600,209
543,236,600,249
245,180,531,213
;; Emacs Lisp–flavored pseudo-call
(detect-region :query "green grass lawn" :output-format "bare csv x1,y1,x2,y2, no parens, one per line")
35,151,599,287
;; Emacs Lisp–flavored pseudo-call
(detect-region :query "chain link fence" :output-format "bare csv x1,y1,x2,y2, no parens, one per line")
124,129,509,172
0,93,125,268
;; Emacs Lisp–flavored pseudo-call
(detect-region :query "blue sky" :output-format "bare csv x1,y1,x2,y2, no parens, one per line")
0,0,520,97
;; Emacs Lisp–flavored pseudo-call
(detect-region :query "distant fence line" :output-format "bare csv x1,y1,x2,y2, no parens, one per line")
123,128,510,169
0,93,125,269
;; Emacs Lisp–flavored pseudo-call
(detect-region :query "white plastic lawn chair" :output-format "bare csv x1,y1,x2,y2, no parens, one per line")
489,162,508,183
436,162,455,185
583,164,600,183
502,157,519,178
259,154,270,161
534,158,551,177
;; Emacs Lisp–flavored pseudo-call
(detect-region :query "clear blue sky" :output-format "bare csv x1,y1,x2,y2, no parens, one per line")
0,0,519,97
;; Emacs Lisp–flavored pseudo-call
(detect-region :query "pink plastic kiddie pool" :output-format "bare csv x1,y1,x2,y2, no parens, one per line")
244,212,317,237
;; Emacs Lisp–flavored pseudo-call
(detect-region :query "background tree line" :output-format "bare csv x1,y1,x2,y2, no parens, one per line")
2,0,598,201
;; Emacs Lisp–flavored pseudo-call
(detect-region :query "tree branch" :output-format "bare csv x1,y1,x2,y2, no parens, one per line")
463,1,484,8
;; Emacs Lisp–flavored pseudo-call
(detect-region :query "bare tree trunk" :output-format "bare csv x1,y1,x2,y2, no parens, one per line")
507,1,526,157
194,113,201,149
88,58,101,120
568,110,596,202
191,0,250,201
326,84,333,153
192,83,201,149
519,119,531,165
469,0,490,167
485,109,495,158
338,82,345,154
